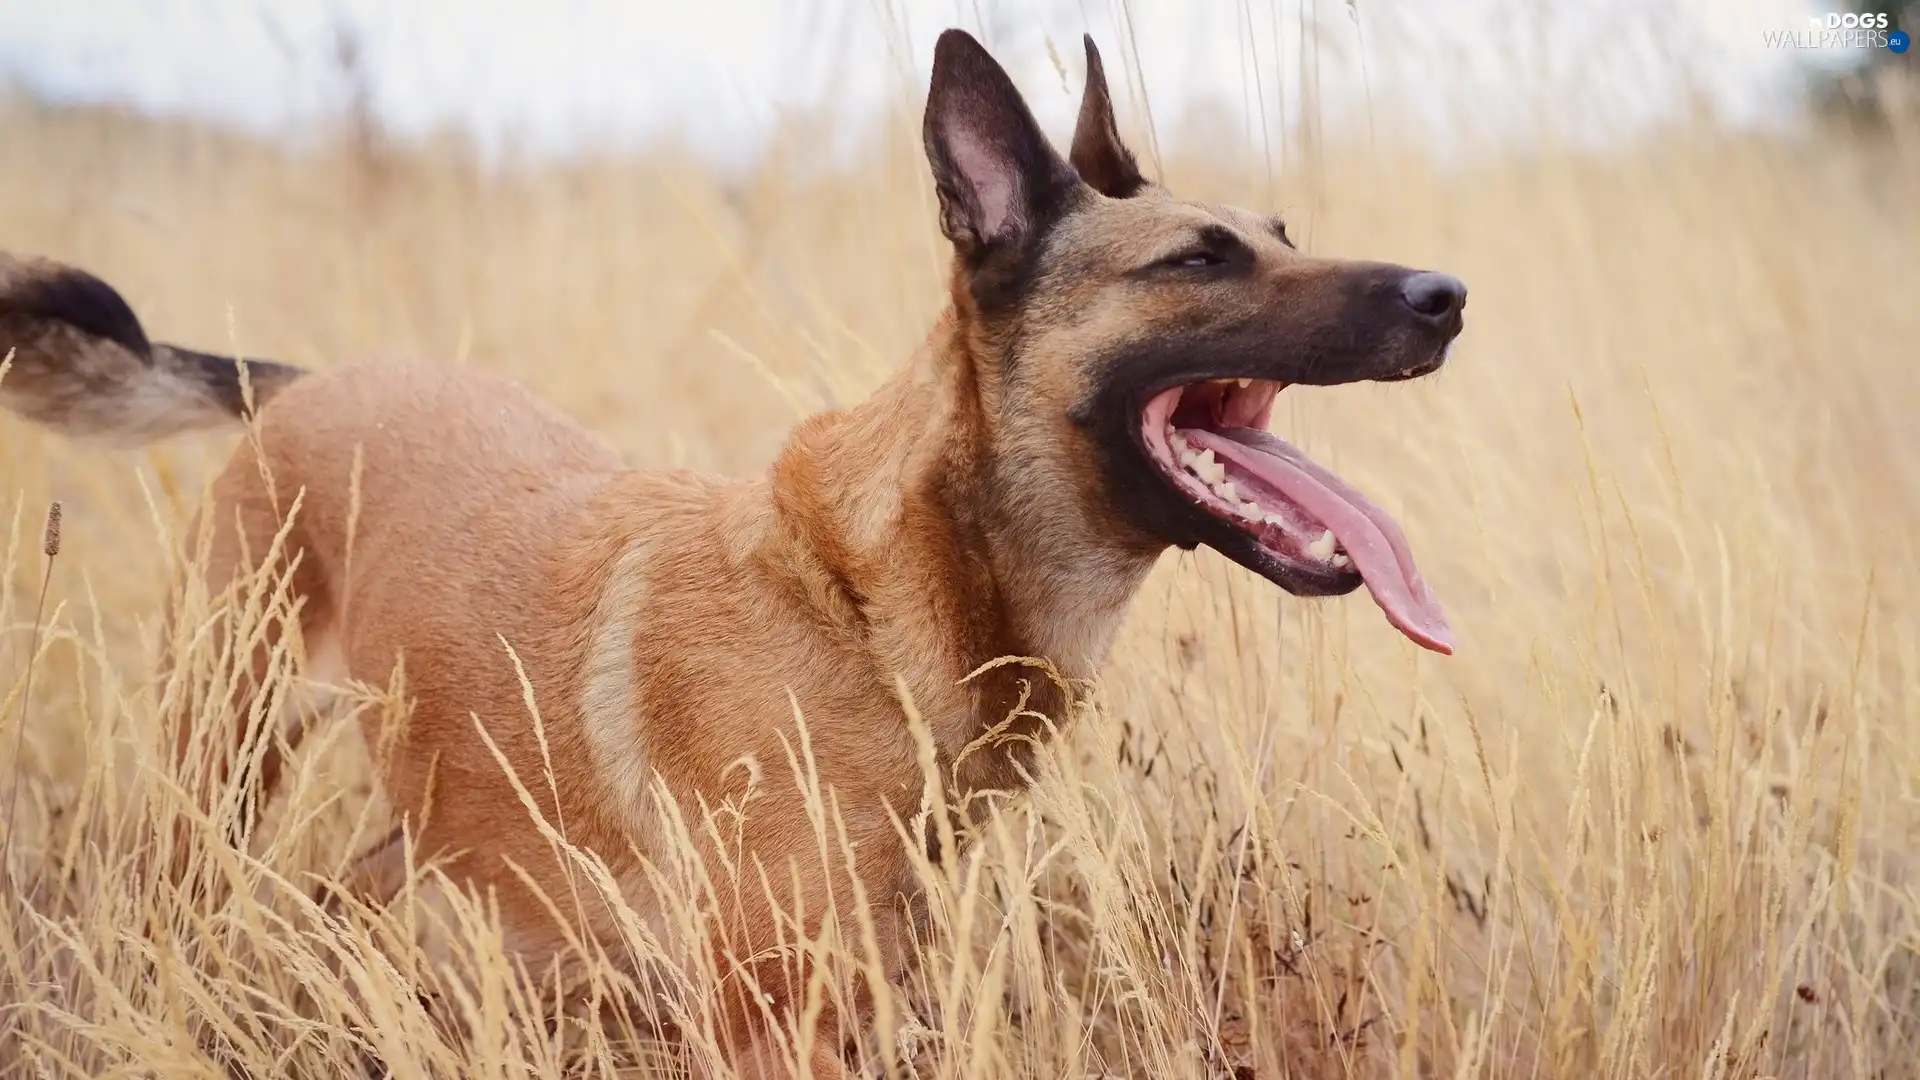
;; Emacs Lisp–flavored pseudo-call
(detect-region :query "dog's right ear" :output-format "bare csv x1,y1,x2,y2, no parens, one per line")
1070,36,1147,198
923,29,1080,264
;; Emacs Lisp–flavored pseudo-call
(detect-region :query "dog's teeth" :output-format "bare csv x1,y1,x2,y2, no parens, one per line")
1234,502,1263,521
1331,553,1351,568
1211,480,1241,503
1307,529,1338,560
1170,432,1190,454
1179,448,1229,489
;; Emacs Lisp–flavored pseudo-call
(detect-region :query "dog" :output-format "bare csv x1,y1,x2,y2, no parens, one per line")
0,29,1463,1078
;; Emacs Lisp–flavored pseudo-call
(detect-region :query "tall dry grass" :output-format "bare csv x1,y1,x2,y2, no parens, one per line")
2,51,1918,1080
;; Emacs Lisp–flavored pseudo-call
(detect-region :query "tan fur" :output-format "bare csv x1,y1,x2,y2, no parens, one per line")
1,32,1466,1079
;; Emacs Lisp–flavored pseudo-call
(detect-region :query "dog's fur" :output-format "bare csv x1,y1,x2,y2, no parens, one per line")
0,31,1464,1078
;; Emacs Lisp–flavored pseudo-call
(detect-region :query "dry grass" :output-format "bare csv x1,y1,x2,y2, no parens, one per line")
2,53,1919,1080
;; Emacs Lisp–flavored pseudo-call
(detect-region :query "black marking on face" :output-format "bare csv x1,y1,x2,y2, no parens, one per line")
1064,259,1462,592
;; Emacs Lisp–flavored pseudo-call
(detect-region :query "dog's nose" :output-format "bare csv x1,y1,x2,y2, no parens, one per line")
1399,272,1467,320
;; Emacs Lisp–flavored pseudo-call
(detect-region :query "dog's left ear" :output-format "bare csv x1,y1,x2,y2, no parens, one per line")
1070,36,1147,198
923,29,1081,263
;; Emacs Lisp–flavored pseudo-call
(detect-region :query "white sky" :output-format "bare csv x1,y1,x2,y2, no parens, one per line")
0,0,1868,169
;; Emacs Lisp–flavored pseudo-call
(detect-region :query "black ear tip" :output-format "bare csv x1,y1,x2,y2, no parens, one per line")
1082,35,1110,85
933,28,987,65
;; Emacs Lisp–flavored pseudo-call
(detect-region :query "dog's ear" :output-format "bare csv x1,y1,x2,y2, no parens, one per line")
923,29,1080,262
1070,36,1147,199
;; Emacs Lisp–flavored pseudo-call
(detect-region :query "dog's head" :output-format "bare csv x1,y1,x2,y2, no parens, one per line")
925,30,1463,654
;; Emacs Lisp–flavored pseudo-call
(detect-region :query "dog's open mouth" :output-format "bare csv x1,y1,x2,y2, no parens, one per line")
1142,379,1453,654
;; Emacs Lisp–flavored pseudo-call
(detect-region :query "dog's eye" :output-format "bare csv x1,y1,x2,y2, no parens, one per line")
1163,250,1226,269
1142,227,1250,274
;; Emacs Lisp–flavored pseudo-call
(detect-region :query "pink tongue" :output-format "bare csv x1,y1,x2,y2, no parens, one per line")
1188,427,1454,654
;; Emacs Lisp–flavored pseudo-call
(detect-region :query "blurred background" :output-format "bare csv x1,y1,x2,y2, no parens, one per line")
2,0,1913,165
2,3,1917,1078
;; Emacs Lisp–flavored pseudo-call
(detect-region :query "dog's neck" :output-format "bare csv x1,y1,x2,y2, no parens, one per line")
764,307,1161,780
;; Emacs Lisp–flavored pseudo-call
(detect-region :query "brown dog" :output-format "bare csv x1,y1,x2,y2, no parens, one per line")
0,29,1463,1078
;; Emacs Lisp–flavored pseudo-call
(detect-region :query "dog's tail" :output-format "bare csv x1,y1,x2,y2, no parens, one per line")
0,253,306,443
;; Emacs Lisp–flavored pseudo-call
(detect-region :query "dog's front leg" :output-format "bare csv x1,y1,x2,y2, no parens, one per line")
719,1022,858,1080
705,914,864,1080
700,970,858,1080
695,809,904,1079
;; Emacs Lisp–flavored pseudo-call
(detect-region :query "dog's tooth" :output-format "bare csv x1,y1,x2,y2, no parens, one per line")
1235,502,1263,521
1307,529,1338,560
1190,450,1226,485
1170,432,1190,454
1331,553,1351,568
1264,512,1287,527
1211,480,1241,503
1236,378,1252,388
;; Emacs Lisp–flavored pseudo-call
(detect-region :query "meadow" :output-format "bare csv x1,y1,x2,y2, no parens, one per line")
1,45,1918,1079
